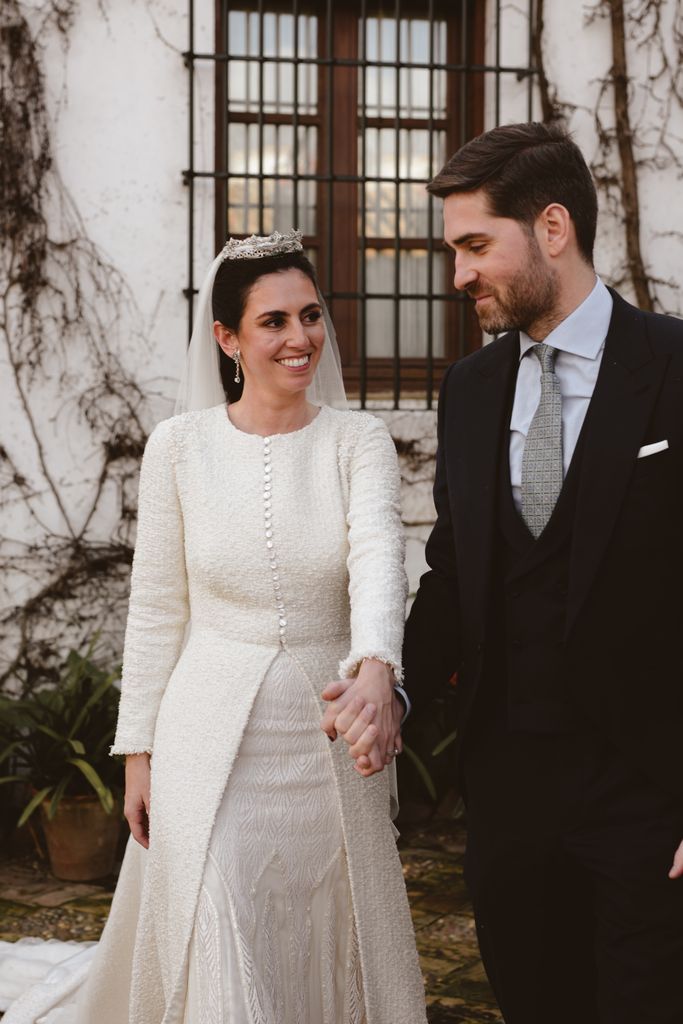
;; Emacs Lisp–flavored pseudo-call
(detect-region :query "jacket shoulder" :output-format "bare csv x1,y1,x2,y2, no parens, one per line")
610,289,683,353
642,308,683,351
443,332,517,391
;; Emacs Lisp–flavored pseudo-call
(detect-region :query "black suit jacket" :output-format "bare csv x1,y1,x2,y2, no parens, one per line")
404,289,683,798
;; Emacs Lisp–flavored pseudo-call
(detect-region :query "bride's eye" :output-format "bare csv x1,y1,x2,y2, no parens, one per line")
265,317,285,329
304,310,322,323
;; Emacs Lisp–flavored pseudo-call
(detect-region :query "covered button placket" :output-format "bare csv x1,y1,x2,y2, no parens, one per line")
263,436,287,647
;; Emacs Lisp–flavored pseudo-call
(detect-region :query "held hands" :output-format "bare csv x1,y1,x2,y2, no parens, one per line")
320,658,403,777
124,753,151,849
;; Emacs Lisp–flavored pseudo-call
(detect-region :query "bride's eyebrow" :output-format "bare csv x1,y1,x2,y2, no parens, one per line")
256,309,287,320
257,302,321,321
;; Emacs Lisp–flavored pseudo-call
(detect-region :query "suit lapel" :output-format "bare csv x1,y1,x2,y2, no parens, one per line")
453,333,518,631
566,291,670,637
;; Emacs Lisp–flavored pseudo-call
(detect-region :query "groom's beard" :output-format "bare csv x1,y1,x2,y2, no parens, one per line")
468,239,559,337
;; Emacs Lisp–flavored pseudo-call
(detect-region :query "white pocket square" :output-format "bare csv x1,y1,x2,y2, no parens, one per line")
637,440,669,459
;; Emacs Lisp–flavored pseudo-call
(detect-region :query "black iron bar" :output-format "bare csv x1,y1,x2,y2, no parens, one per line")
258,0,265,233
392,0,401,408
224,1,230,238
359,0,368,408
293,0,300,229
426,0,435,409
184,0,195,341
325,0,333,298
495,0,502,125
189,51,539,76
527,0,534,120
186,170,453,185
331,291,462,301
458,0,467,359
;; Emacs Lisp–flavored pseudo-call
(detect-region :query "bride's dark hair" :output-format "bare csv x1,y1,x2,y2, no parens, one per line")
212,251,318,401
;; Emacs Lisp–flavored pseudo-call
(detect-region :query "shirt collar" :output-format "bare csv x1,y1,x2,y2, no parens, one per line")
518,277,613,362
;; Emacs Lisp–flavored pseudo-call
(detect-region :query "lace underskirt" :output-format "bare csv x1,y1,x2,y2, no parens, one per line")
183,649,366,1024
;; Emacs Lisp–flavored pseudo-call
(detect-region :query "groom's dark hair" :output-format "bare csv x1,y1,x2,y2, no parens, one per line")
428,122,598,265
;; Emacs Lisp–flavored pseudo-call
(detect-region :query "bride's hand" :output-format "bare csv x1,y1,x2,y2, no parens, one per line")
124,753,151,849
321,660,403,776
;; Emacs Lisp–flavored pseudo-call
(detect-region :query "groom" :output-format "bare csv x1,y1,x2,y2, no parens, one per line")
331,122,683,1023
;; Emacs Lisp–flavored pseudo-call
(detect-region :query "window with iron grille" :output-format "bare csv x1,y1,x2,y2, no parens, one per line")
185,1,539,409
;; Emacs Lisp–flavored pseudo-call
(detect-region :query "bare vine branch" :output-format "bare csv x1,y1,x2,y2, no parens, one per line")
605,0,654,310
531,0,563,124
0,0,151,688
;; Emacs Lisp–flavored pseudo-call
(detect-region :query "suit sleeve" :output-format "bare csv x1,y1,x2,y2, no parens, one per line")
110,419,190,755
403,365,461,715
338,414,408,682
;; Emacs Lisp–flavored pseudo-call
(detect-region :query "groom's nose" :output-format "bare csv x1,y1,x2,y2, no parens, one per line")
453,257,478,293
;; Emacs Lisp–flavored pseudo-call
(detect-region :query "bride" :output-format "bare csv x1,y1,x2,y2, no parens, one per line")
1,230,427,1023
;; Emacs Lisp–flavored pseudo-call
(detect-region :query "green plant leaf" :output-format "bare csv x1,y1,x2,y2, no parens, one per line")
0,740,23,766
17,786,53,828
0,774,23,784
34,725,85,756
47,777,70,821
402,744,437,802
431,730,458,758
66,758,115,814
68,672,115,739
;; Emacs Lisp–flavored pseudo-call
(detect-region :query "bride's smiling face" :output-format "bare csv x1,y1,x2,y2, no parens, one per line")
214,269,325,399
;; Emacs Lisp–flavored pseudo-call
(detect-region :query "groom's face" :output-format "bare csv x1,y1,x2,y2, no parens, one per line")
443,189,558,336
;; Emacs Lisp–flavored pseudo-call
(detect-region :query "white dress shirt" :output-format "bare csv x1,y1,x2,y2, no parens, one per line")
509,277,613,511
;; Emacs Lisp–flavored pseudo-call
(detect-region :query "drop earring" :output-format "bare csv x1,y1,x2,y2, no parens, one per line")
233,349,241,384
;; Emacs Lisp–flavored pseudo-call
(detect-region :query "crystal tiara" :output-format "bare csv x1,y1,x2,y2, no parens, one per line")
220,229,303,261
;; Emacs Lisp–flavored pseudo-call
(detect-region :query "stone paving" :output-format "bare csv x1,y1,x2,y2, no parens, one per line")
0,821,501,1023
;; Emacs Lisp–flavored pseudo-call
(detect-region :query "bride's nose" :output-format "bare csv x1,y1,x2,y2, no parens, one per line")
286,320,310,350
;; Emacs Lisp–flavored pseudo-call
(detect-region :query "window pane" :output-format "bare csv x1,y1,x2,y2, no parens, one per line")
227,123,317,235
361,128,446,237
229,123,317,176
364,183,397,237
366,298,394,357
227,11,318,114
227,178,261,235
364,249,446,357
362,15,446,119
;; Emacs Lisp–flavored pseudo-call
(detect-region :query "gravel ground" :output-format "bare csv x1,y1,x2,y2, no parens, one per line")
0,821,502,1023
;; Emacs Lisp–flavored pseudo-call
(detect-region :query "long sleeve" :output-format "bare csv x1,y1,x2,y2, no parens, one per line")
111,419,190,755
403,365,461,715
338,414,408,682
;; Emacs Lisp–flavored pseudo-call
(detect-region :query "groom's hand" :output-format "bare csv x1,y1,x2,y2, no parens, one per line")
321,659,403,776
668,838,683,879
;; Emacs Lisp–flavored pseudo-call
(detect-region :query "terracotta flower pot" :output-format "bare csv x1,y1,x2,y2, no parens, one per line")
40,795,121,881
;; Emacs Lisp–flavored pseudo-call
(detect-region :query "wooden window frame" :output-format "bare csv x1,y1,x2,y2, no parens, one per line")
214,0,485,403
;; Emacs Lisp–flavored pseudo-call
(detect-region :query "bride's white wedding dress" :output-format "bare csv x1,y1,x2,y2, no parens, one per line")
1,404,427,1024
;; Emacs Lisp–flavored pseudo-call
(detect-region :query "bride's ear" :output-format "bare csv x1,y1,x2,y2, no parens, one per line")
214,321,237,358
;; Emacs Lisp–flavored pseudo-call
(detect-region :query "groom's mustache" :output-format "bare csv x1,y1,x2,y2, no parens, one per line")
466,283,496,301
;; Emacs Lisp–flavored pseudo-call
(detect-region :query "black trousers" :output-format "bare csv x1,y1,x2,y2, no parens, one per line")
462,719,683,1024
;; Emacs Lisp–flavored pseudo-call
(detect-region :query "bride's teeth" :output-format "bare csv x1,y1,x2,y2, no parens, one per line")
278,356,309,368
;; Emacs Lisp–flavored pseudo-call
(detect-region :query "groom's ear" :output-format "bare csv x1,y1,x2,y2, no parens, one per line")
536,203,572,258
213,321,237,357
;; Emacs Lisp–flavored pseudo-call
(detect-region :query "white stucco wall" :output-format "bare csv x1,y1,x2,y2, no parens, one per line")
3,0,682,665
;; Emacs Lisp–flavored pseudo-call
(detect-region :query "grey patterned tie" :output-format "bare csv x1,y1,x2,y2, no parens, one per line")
521,343,563,538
